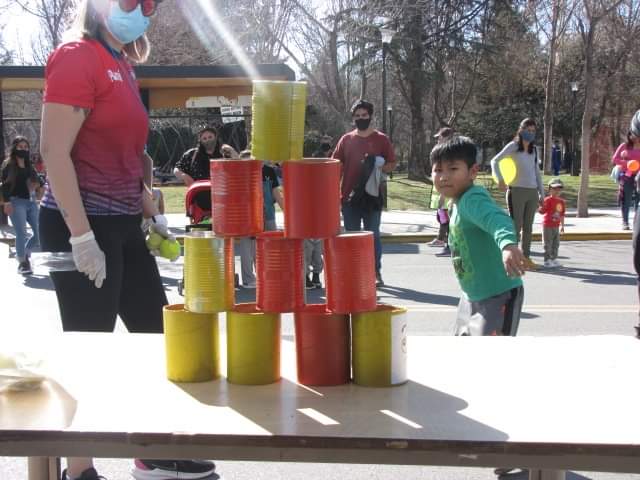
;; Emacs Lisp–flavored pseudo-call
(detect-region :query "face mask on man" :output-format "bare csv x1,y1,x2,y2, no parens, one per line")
15,150,29,160
202,139,217,151
355,118,371,131
521,131,535,143
106,3,151,44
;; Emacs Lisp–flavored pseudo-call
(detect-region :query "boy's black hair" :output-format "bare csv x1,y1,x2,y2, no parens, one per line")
350,99,374,116
430,135,477,168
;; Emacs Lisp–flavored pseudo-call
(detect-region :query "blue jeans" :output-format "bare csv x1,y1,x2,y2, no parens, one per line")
342,202,382,273
9,197,40,261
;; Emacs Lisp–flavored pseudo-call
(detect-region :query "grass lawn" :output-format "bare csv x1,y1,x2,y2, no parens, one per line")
160,173,618,215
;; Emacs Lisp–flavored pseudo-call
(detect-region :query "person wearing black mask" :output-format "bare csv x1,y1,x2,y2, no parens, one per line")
313,135,333,158
332,99,396,287
174,127,222,185
1,136,41,274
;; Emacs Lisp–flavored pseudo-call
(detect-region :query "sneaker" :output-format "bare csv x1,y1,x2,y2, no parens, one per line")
305,274,315,289
428,238,445,247
132,459,216,480
312,272,322,288
623,223,631,230
552,259,562,268
61,467,107,480
18,260,32,275
544,260,554,268
493,468,529,478
435,245,451,257
524,257,538,270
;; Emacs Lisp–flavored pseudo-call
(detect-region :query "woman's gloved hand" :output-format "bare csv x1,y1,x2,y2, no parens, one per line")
150,214,173,240
69,230,106,288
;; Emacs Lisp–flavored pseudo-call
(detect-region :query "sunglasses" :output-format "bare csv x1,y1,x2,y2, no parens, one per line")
118,0,163,17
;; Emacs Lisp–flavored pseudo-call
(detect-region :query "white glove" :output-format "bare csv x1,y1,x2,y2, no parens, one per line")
374,156,386,168
69,230,106,289
150,214,174,241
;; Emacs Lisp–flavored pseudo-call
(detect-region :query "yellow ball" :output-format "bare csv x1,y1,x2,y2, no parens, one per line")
492,157,517,185
146,231,163,249
159,239,181,260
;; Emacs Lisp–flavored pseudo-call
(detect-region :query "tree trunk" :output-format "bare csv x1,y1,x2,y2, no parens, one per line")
405,2,427,180
542,0,560,174
577,28,595,218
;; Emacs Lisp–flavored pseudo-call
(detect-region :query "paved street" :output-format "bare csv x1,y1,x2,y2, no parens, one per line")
1,239,639,479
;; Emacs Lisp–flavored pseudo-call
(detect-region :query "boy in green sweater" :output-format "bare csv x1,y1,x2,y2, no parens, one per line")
431,136,527,336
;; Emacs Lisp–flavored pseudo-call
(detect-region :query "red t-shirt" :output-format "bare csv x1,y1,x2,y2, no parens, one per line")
540,195,565,227
332,130,396,201
42,39,148,215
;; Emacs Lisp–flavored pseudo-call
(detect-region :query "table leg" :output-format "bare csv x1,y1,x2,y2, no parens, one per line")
529,469,566,480
28,457,61,480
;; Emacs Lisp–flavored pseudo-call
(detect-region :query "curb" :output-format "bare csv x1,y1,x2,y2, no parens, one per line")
170,231,632,246
380,232,632,244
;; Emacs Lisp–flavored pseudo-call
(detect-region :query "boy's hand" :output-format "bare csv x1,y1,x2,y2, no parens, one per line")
560,226,565,234
502,244,526,277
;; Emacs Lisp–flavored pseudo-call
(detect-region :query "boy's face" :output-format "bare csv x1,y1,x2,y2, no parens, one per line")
432,159,479,200
550,186,562,197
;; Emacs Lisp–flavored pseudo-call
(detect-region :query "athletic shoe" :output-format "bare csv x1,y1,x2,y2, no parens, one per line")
524,257,538,270
428,238,445,247
61,467,107,480
435,246,451,257
544,260,554,268
551,259,562,268
375,272,385,287
132,459,216,480
494,467,528,477
312,272,322,288
623,223,631,230
305,275,315,289
18,260,32,275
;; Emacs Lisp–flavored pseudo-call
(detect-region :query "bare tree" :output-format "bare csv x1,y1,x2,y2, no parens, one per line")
533,0,576,173
16,0,75,64
576,0,625,217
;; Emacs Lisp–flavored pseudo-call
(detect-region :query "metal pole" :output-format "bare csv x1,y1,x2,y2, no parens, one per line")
0,91,6,226
382,43,387,134
571,90,577,176
389,109,394,143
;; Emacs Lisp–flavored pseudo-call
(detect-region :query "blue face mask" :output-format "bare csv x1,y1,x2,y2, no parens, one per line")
106,3,150,45
521,130,536,143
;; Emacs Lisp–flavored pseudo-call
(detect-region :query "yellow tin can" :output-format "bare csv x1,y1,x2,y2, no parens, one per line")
184,232,234,313
163,304,220,382
352,304,408,387
227,303,281,385
252,80,307,163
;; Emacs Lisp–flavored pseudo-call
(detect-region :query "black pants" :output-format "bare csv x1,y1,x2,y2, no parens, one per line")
39,207,168,332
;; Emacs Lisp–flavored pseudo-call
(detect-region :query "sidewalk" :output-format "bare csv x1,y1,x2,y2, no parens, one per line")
165,207,632,243
0,207,631,248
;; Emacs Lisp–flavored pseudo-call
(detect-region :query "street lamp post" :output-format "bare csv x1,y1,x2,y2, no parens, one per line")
387,105,394,143
380,28,394,134
570,81,579,176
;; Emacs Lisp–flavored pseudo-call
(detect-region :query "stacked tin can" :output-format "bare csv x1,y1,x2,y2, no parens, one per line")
163,79,407,388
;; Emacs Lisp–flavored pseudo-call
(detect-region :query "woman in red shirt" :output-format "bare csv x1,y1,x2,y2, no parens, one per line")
39,1,215,479
611,129,640,230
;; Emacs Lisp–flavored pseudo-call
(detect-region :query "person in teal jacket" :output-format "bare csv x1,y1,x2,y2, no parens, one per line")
431,135,527,336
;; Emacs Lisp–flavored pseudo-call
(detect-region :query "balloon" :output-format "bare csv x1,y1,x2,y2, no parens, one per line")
627,160,639,173
492,157,517,185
